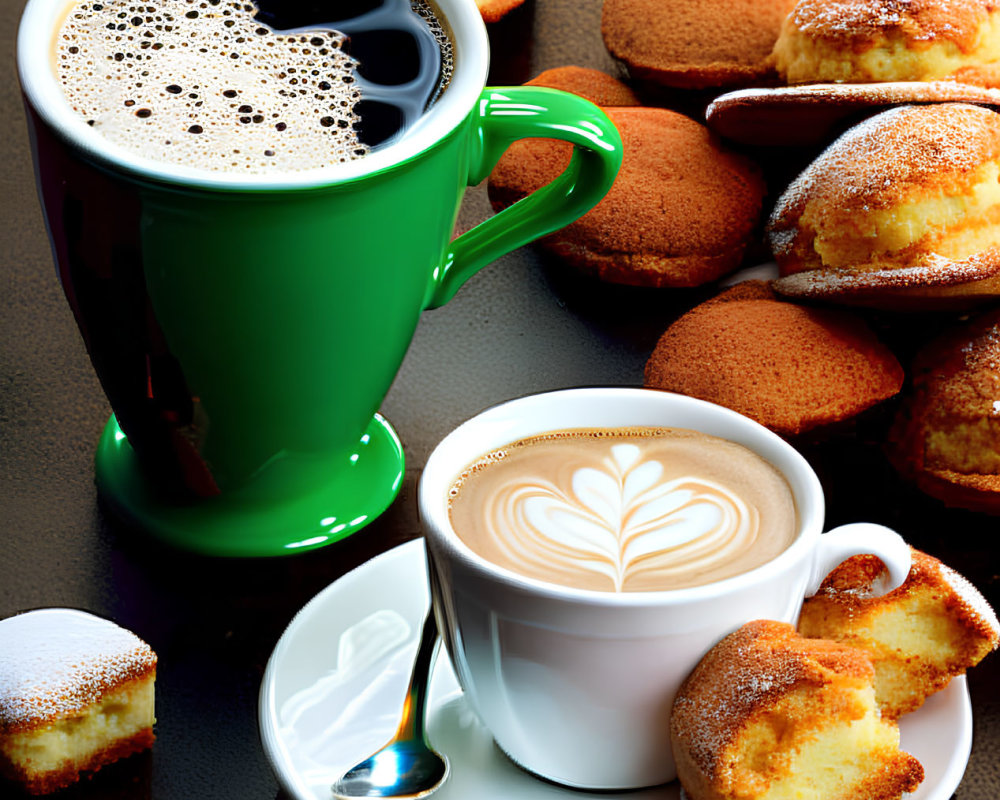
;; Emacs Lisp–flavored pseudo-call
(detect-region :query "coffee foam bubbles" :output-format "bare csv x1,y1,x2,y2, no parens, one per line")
449,429,798,593
54,0,369,172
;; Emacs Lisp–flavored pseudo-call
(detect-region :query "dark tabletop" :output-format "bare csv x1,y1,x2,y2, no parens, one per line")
2,1,998,798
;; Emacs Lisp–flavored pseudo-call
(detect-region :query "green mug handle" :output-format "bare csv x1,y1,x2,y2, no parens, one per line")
424,86,623,309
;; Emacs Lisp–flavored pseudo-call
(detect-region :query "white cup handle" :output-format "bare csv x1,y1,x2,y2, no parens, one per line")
806,522,912,597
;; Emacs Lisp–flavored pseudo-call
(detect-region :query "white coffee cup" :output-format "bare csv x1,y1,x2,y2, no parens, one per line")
418,387,911,790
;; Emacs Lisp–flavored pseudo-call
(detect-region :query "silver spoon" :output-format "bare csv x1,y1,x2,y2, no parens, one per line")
331,611,449,799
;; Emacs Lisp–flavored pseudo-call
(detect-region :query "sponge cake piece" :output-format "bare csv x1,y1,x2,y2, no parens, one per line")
773,0,1000,86
799,549,999,719
769,103,1000,310
671,620,923,800
888,307,1000,511
0,608,156,795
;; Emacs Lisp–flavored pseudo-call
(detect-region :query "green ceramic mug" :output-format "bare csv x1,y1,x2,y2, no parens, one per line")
17,0,622,557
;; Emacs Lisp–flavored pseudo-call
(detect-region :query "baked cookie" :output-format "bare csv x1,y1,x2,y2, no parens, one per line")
524,66,641,107
888,308,1000,512
769,103,1000,309
799,548,1000,719
671,620,924,800
643,282,903,436
773,0,1000,86
0,608,157,795
488,107,765,287
602,0,796,89
706,81,1000,147
476,0,525,23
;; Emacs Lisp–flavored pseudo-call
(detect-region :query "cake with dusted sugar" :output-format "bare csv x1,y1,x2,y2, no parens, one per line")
772,0,1000,86
670,620,923,800
799,548,999,719
887,308,1000,513
0,608,156,795
768,103,1000,310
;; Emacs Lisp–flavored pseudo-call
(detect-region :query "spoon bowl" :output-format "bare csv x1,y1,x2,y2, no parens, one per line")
331,612,449,799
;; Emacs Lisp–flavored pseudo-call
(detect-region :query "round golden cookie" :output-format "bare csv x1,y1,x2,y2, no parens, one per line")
601,0,796,89
487,108,765,287
773,0,1000,86
706,82,1000,147
671,620,924,800
888,308,1000,513
524,66,641,108
768,103,1000,310
643,281,903,436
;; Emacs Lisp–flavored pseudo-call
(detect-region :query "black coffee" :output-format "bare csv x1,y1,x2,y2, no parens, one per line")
53,0,453,172
254,0,450,147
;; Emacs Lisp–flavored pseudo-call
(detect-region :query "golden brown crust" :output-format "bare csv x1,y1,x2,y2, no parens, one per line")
772,258,1000,310
0,727,154,795
905,466,1000,512
475,0,525,23
784,0,995,54
602,0,796,88
773,0,1000,85
770,104,1000,270
799,548,1000,718
767,103,1000,309
671,620,924,800
898,315,1000,457
524,66,641,107
0,609,157,795
644,282,904,435
888,307,1000,509
673,621,874,774
0,610,158,734
488,107,765,288
0,662,156,737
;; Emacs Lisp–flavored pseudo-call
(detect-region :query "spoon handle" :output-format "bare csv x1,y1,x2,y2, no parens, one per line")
394,611,439,743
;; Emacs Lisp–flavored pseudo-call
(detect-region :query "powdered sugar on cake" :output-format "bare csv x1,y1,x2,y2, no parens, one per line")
939,562,1000,638
0,608,156,730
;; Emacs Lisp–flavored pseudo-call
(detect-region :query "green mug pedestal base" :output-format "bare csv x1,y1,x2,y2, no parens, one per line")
94,414,405,557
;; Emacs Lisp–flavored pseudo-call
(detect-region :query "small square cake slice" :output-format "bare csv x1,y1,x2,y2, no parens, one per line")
0,608,156,795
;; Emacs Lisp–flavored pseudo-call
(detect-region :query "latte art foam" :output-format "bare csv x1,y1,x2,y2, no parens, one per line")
449,428,798,592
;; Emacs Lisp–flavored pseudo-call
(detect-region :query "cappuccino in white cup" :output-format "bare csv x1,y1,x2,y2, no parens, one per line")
420,388,911,789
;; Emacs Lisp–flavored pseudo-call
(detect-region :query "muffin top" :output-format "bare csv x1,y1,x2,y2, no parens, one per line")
603,0,796,88
644,281,903,435
489,106,765,287
524,66,642,107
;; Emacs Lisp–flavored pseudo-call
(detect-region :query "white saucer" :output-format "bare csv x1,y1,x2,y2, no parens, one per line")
259,539,973,800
